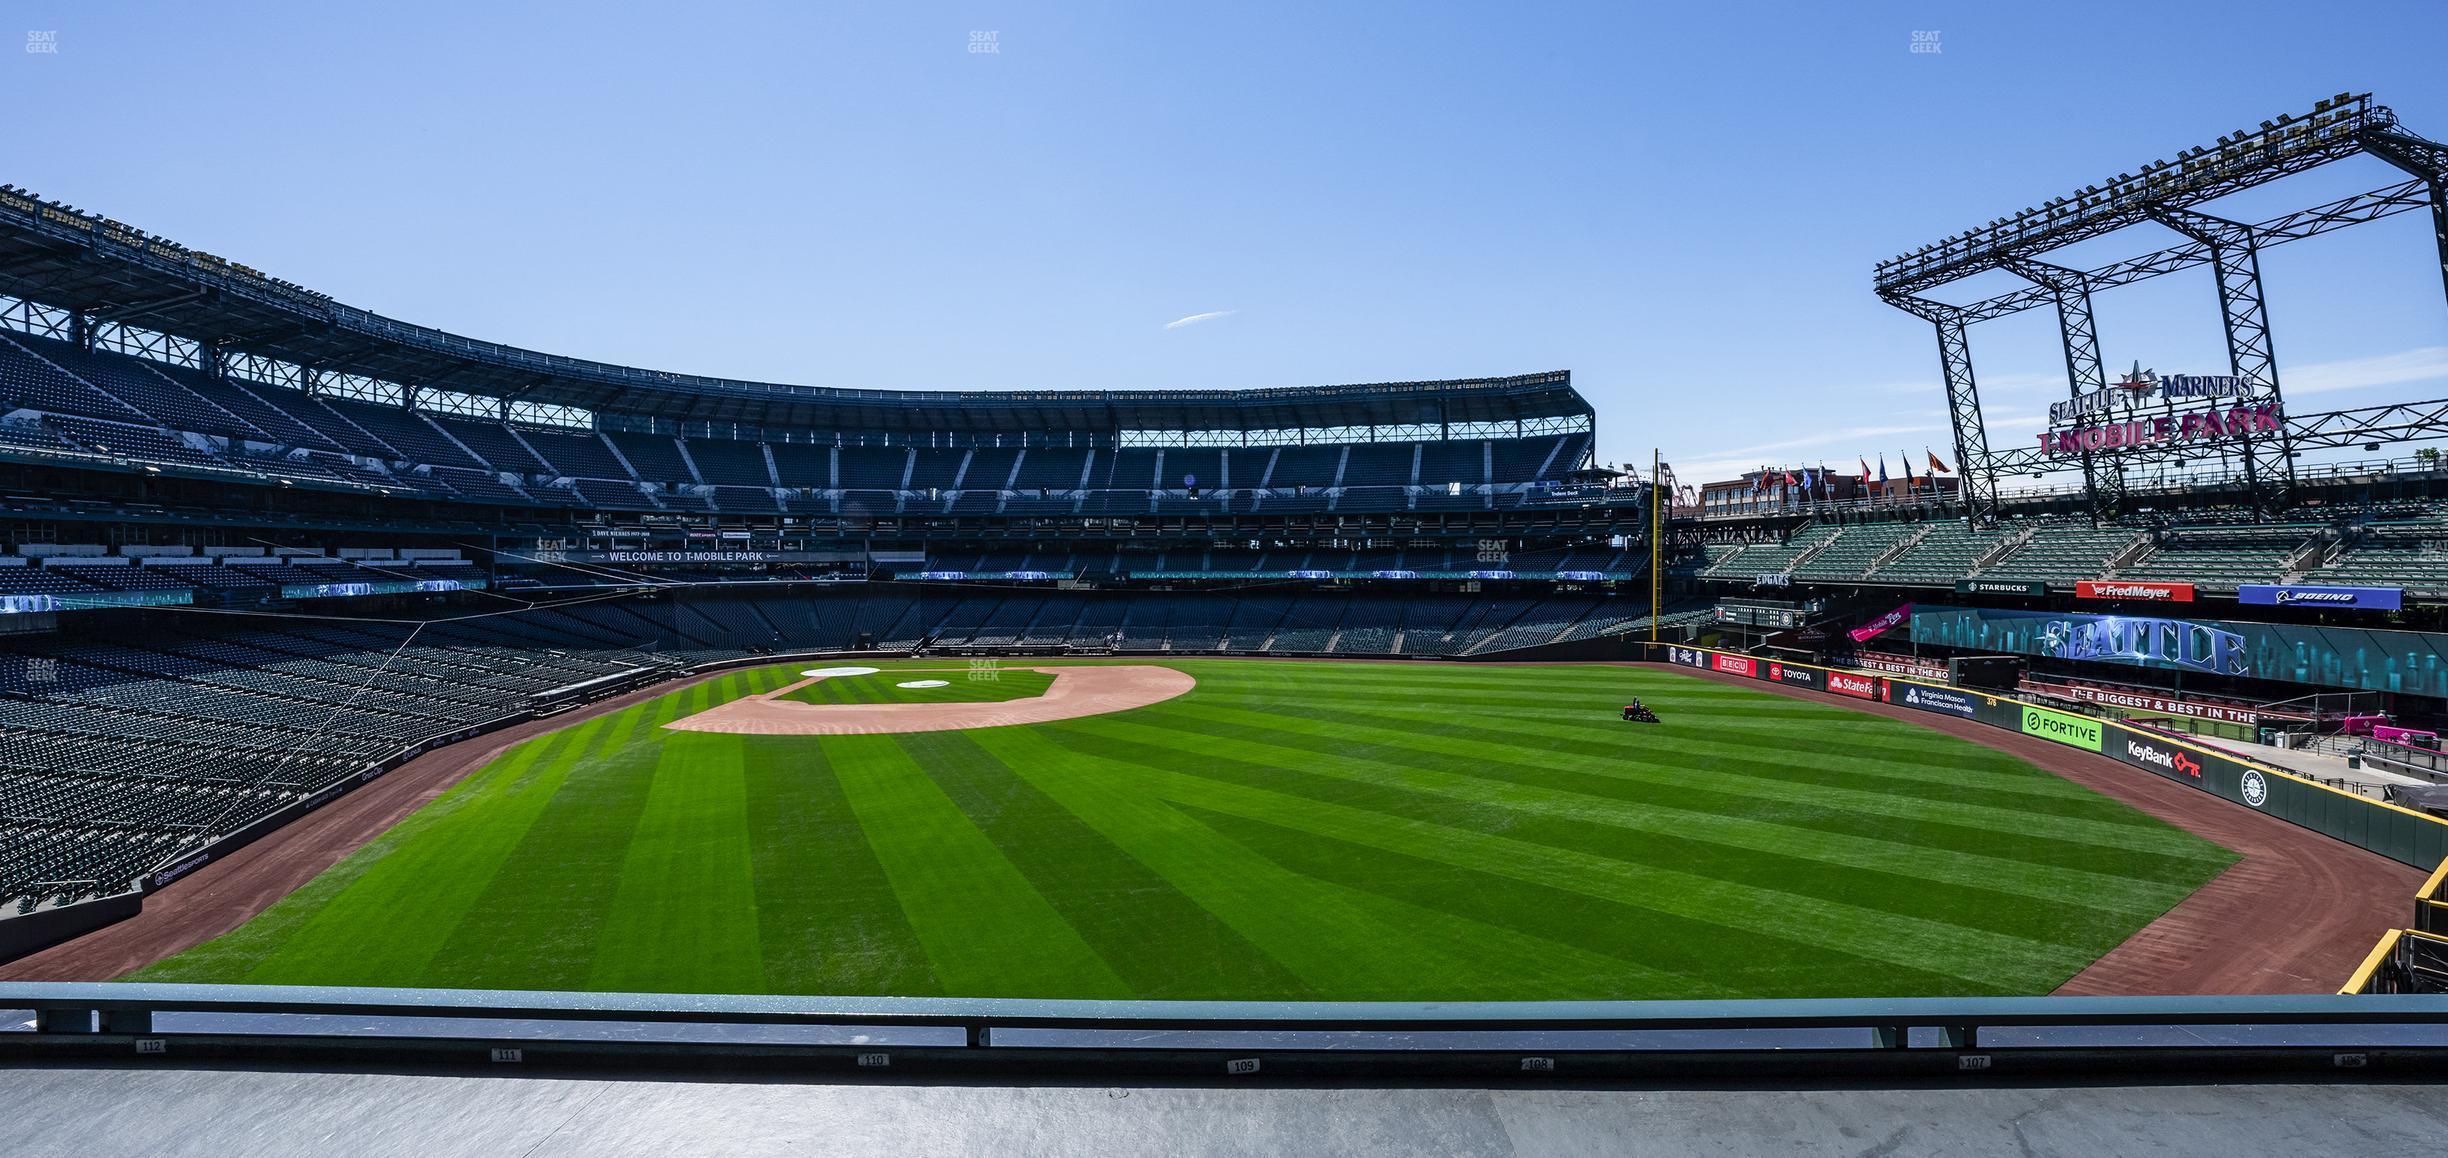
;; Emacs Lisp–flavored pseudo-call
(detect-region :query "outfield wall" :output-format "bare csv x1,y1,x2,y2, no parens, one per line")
1649,644,2448,871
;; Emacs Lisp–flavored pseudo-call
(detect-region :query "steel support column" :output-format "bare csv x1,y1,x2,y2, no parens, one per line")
2003,257,2119,521
2147,205,2293,513
2360,128,2448,312
1881,294,1995,527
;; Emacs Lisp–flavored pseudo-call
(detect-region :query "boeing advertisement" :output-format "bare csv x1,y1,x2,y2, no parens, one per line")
1910,604,2448,696
2237,583,2403,611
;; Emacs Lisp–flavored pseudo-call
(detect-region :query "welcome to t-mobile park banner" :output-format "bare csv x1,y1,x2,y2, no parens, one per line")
1848,603,1913,644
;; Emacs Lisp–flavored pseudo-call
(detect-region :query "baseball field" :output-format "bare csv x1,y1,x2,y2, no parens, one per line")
131,659,2236,1000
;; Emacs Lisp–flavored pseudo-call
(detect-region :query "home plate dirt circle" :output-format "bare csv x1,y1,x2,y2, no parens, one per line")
665,665,1197,735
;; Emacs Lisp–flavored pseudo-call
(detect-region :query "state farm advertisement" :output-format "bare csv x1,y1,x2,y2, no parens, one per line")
1825,670,1879,700
2075,580,2194,603
1711,653,1758,677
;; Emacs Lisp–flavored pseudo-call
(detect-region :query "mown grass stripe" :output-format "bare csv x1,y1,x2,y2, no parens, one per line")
1180,696,2203,854
587,733,769,994
420,703,674,989
824,734,1132,997
1244,688,2170,814
897,730,1315,999
1156,694,2224,861
738,736,944,996
1037,725,2106,986
971,728,1726,1000
126,725,588,983
226,713,630,985
140,659,2238,1001
1122,704,2216,915
1178,804,2011,997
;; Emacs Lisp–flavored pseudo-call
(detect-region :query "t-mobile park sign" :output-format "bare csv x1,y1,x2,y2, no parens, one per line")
2039,403,2280,456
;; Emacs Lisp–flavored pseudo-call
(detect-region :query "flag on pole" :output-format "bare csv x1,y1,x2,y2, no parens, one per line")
1927,449,1952,474
1902,452,1917,490
1859,456,1873,481
1876,454,1888,484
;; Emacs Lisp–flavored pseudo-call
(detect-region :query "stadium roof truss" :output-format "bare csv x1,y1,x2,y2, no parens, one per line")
0,189,1593,442
1876,93,2448,525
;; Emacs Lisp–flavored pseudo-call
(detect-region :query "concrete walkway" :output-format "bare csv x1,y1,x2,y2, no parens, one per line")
13,1065,2448,1157
2246,740,2433,796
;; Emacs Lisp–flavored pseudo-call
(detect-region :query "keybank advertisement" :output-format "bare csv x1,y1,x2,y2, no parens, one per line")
2020,704,2104,751
1909,604,2448,696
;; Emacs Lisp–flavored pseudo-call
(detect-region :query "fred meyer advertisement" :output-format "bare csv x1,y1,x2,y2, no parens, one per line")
2019,704,2104,751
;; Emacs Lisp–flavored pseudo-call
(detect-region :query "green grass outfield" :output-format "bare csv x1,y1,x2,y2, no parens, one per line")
135,660,2236,1000
777,668,1056,705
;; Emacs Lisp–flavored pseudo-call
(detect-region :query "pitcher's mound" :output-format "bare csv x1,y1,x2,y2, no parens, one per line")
665,665,1195,735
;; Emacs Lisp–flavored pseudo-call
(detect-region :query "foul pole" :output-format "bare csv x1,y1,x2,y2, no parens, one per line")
1649,447,1661,644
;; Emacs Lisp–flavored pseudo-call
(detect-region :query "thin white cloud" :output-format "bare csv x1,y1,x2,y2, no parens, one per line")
1858,370,2057,398
1673,423,1943,483
1163,309,1236,331
2282,346,2448,396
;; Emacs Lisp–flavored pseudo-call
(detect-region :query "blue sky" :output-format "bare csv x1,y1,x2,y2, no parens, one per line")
3,1,2444,486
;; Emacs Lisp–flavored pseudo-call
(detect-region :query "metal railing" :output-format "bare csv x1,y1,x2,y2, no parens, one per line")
4,982,2447,1078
